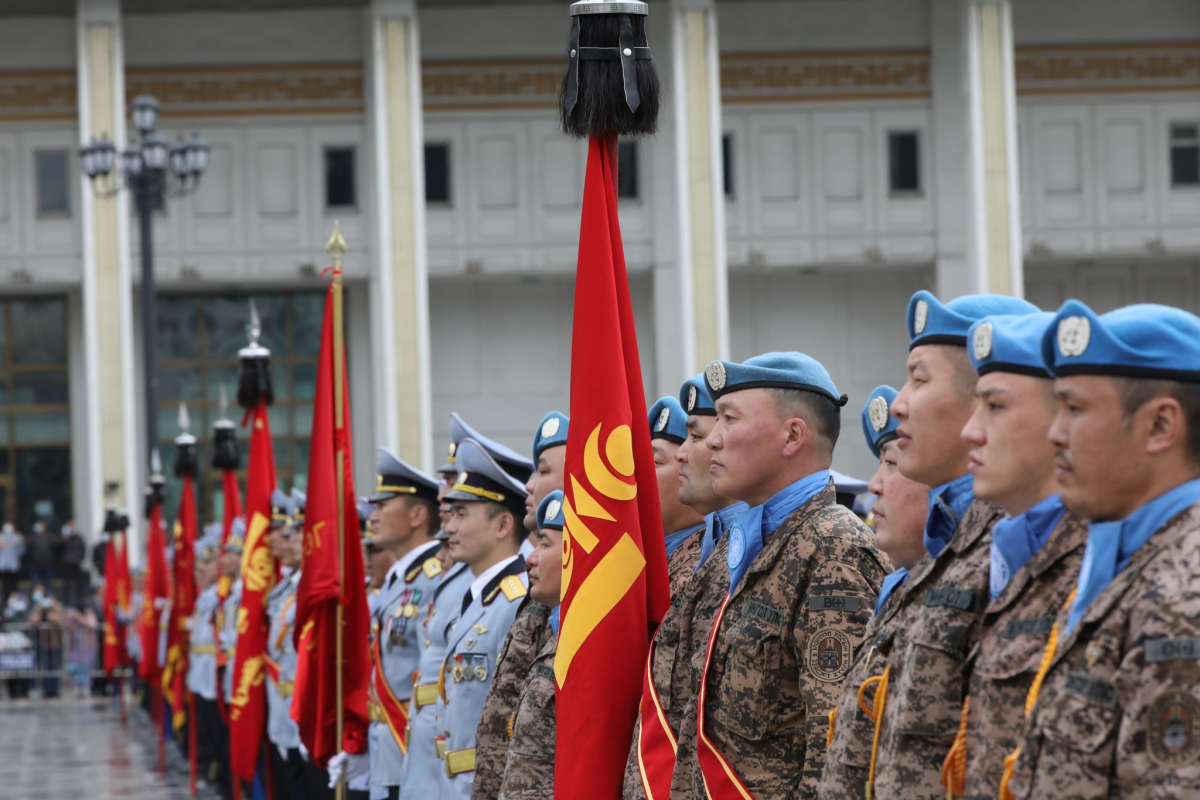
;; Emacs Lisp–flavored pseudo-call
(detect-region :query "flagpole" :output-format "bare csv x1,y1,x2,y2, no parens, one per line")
327,221,348,800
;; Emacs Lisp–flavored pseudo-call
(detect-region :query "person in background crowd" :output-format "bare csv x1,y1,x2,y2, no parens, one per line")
60,522,87,610
91,531,107,579
0,522,23,605
26,522,59,590
28,587,63,699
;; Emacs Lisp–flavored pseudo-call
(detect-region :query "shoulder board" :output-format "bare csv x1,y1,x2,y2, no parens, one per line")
422,558,442,579
405,559,425,583
500,575,526,603
371,588,380,597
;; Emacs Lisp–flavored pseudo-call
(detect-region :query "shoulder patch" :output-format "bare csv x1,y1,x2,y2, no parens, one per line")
1148,688,1200,767
808,628,852,683
500,575,526,602
423,558,442,579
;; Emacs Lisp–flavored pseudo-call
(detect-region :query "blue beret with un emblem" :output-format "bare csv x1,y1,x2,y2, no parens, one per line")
532,411,569,462
967,313,1054,378
443,438,530,518
702,352,847,407
441,412,534,482
648,396,688,445
536,490,566,531
679,373,715,416
861,385,900,460
1040,300,1200,381
906,290,1040,350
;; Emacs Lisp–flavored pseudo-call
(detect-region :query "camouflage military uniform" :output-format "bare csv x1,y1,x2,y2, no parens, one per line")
959,511,1087,799
819,499,1002,800
680,484,888,799
497,631,558,799
667,528,704,595
1006,503,1200,798
470,597,553,800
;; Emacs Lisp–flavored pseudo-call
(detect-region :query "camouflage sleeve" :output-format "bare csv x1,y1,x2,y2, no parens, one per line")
793,557,879,798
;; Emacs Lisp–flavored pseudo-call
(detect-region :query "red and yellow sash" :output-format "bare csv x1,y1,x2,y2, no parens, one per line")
263,652,282,685
696,594,757,800
637,631,678,800
371,631,411,755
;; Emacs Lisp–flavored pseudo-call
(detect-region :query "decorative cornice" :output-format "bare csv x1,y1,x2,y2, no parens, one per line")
721,49,930,104
422,58,562,111
1014,41,1200,96
0,70,76,122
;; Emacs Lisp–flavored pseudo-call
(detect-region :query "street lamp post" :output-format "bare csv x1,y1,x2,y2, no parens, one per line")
80,94,209,475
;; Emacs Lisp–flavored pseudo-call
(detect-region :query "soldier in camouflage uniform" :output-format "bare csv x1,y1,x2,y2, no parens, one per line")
647,396,705,588
941,313,1089,799
676,353,888,799
819,291,1036,800
1004,301,1200,798
496,491,566,799
623,374,747,800
470,412,561,800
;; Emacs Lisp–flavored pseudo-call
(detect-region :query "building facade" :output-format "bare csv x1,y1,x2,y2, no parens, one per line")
0,0,1197,555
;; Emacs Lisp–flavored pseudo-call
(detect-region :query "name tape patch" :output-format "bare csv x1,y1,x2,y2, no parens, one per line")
534,664,555,680
924,586,976,611
1064,672,1118,707
744,599,784,628
1002,616,1056,639
1146,637,1200,664
808,595,862,613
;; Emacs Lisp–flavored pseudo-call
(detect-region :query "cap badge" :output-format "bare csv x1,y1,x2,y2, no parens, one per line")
541,416,560,440
655,407,670,433
913,300,929,335
687,384,698,412
545,498,562,523
458,471,468,486
705,361,727,393
868,396,890,433
1058,316,1091,358
973,322,993,361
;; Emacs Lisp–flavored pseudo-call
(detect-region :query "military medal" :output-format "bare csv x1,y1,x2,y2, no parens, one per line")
452,654,465,683
472,654,488,682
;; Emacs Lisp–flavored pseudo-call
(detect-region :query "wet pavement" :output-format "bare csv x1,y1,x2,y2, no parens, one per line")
0,696,206,800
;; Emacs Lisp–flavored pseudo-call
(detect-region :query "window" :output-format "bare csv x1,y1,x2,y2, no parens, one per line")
887,131,921,195
324,147,357,208
156,291,326,520
35,150,70,216
722,134,734,199
425,143,451,205
0,297,72,533
617,140,639,200
1170,123,1200,188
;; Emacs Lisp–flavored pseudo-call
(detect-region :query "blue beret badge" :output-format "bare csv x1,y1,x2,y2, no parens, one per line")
868,396,889,433
973,322,993,361
1057,315,1091,357
541,416,560,439
913,299,929,335
687,384,698,412
656,407,670,433
705,361,727,393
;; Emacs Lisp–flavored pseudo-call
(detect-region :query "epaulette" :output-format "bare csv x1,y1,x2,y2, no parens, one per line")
500,575,526,603
422,557,442,579
405,559,425,583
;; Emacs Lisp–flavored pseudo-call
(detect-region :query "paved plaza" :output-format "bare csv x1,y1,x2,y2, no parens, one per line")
0,697,198,800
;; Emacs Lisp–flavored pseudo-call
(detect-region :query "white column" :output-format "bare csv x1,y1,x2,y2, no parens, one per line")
931,0,1023,299
670,0,729,376
366,0,433,470
76,0,141,554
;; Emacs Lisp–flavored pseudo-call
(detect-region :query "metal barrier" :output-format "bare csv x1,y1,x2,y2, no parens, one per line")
0,616,132,698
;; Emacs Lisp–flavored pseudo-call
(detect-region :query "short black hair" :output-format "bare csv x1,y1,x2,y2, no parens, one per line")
767,388,841,455
1115,377,1200,463
484,500,528,541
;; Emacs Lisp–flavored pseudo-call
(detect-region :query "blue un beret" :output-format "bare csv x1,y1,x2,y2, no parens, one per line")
861,385,901,460
444,438,530,518
536,490,566,531
532,411,569,463
371,446,440,504
440,412,534,482
906,290,1040,350
703,352,847,407
648,396,688,445
1040,300,1200,382
967,313,1054,379
679,373,716,416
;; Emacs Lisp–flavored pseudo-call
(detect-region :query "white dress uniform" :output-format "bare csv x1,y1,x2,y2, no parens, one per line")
188,583,220,701
265,568,301,752
220,578,243,703
398,559,470,800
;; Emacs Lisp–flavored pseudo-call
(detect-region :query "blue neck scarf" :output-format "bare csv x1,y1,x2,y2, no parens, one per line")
924,473,975,559
989,494,1067,600
549,605,560,635
696,501,749,572
874,568,909,615
1067,477,1200,635
664,523,704,560
726,471,830,595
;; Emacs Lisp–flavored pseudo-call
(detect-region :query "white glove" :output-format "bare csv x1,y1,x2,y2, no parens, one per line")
298,742,309,761
277,743,289,760
326,751,369,789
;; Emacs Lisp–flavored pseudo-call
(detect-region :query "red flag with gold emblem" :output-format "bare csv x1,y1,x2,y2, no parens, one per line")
291,274,370,766
139,502,170,680
554,136,669,798
229,400,277,781
103,530,130,673
163,475,198,731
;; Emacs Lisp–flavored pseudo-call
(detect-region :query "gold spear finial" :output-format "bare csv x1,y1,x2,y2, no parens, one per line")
325,220,348,272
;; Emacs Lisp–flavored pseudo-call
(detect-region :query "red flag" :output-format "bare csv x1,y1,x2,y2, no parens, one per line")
292,276,370,767
229,401,277,781
103,531,130,673
217,469,243,604
164,476,198,731
554,136,670,798
140,503,170,680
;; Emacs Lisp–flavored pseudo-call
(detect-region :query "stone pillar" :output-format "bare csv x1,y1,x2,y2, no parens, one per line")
367,0,433,468
76,0,141,552
931,0,1023,299
670,0,729,375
